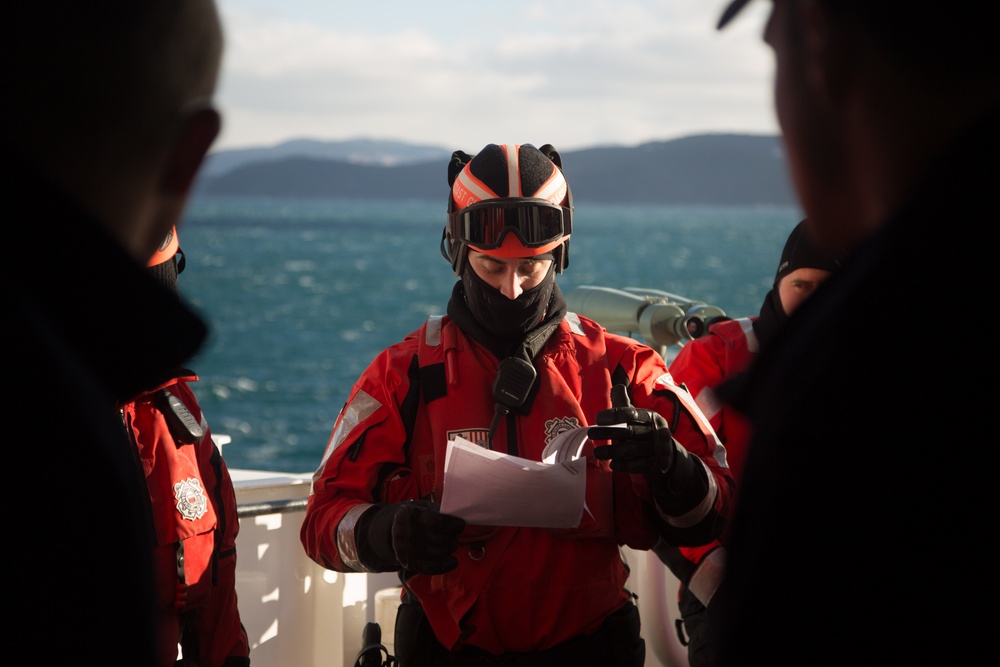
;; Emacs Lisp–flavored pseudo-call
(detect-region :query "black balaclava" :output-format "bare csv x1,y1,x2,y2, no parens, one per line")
752,220,844,349
448,256,566,360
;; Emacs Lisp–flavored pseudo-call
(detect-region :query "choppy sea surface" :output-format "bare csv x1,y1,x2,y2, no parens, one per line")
179,197,801,473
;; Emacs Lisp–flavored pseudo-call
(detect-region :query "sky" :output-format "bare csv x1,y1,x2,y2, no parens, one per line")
212,0,775,154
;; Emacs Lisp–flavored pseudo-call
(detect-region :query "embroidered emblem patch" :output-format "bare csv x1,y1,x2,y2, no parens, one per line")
544,417,581,445
173,477,208,521
447,429,491,448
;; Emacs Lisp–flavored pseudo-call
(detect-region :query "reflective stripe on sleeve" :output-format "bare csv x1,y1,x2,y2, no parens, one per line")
565,312,585,335
312,389,382,484
689,546,726,606
694,386,722,423
655,456,718,528
738,317,759,354
653,372,728,469
337,503,375,572
425,316,443,346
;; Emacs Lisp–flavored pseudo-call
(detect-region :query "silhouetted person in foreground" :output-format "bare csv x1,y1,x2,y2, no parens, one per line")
712,1,998,664
661,220,842,667
4,2,224,664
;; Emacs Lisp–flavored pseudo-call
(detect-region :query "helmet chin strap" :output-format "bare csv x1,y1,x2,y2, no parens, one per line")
440,228,470,275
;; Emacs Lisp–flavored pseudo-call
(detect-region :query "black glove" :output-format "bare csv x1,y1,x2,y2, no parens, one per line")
589,384,677,474
360,500,466,575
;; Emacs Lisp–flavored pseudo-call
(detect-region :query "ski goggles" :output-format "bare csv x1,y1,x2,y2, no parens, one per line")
447,198,572,250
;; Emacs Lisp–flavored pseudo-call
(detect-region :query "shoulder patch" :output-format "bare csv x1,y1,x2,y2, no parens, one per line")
544,416,581,445
173,477,209,521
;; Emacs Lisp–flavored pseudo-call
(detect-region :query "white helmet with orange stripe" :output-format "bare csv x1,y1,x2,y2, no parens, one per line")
441,143,573,275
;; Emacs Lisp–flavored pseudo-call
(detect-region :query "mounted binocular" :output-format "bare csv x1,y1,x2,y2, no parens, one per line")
565,285,727,351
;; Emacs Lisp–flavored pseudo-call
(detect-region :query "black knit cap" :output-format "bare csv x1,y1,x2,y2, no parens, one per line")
772,220,843,287
148,254,179,294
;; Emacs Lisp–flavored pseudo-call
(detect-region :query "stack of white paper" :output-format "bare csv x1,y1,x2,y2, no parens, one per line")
439,425,627,528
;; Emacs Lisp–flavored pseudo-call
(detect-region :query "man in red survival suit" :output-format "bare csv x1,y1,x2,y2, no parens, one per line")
300,143,734,666
120,227,251,667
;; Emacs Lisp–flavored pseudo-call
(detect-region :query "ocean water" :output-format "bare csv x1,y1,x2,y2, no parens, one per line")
179,197,802,473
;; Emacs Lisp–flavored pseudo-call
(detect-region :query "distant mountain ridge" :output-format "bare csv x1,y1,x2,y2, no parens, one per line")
194,134,795,206
199,138,453,178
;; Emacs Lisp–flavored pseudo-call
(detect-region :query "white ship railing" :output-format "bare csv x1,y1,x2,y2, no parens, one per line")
231,469,689,667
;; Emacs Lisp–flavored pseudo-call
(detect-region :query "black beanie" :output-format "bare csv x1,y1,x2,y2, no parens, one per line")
147,256,179,295
772,220,844,287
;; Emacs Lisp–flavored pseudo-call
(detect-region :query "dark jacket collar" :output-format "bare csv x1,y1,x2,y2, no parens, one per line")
8,162,207,402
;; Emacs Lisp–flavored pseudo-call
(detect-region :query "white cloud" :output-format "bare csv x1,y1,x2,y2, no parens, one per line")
212,0,776,152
